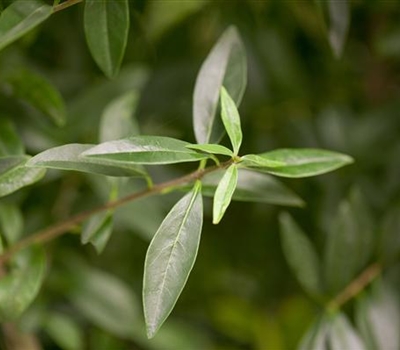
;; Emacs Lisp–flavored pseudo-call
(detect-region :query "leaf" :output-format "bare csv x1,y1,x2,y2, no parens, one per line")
0,155,45,197
0,118,24,156
0,246,46,321
186,144,233,157
7,68,66,126
247,148,353,178
27,144,147,177
0,0,52,51
84,0,130,78
100,91,140,143
298,315,329,350
44,312,84,350
328,313,365,350
0,202,23,244
193,26,247,144
143,182,203,338
83,136,209,165
220,87,242,155
213,164,238,224
279,213,322,296
328,0,350,58
81,211,113,254
240,154,285,168
324,188,374,294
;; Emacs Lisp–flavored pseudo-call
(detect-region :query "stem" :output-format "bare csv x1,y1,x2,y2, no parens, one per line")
0,161,231,265
53,0,83,13
326,262,382,311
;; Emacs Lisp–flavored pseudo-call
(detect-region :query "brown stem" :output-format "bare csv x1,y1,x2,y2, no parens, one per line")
53,0,83,13
0,161,229,265
327,262,382,310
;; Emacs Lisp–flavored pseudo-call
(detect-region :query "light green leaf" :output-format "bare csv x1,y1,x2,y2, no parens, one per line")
186,144,233,157
81,211,113,254
248,148,353,178
27,144,147,177
240,154,285,168
220,86,242,155
193,26,247,144
213,164,238,224
83,136,209,165
44,312,84,350
298,315,329,350
143,182,203,338
100,91,140,143
0,203,23,244
84,0,129,78
7,68,66,126
328,0,350,58
328,313,365,350
0,156,45,197
279,213,322,296
0,118,24,156
0,246,46,321
0,0,52,51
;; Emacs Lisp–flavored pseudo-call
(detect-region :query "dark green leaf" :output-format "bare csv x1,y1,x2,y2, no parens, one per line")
7,68,66,126
193,26,247,144
0,246,46,320
0,0,52,51
328,313,365,350
81,211,113,254
84,0,129,78
143,182,203,338
0,202,23,244
213,164,238,224
83,136,209,165
186,144,233,157
328,0,350,58
248,148,353,178
220,87,242,155
0,156,45,197
27,144,147,177
279,213,322,296
0,118,24,156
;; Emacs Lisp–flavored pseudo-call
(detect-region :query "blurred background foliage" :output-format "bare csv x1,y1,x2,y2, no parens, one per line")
1,0,400,349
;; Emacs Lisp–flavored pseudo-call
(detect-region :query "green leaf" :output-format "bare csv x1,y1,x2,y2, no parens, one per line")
27,144,147,177
143,182,203,338
328,0,350,58
186,144,233,157
247,148,353,178
0,246,46,321
193,26,247,144
81,211,113,254
213,164,238,224
100,91,140,143
239,154,285,168
7,68,66,126
84,0,129,78
0,118,24,156
44,312,84,350
298,315,329,350
0,156,45,197
0,202,23,244
220,86,242,155
83,136,209,165
324,189,374,294
279,213,322,296
0,0,52,51
328,313,365,350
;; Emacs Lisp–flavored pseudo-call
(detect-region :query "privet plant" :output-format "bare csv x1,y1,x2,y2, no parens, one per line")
1,0,398,348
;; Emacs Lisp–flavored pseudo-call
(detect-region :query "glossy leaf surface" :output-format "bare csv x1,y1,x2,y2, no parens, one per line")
143,183,203,338
186,144,233,157
240,154,285,168
84,0,129,78
83,136,209,165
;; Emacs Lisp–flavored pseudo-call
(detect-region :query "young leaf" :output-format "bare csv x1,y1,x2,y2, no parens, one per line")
83,136,209,165
193,26,247,144
247,148,353,178
279,213,322,296
0,246,46,321
0,156,45,197
328,313,366,350
213,164,238,224
0,118,24,156
27,144,147,177
328,0,350,58
0,202,23,244
81,211,113,254
143,182,203,338
0,0,52,51
220,86,242,155
240,154,285,168
84,0,129,78
186,144,233,157
7,68,66,126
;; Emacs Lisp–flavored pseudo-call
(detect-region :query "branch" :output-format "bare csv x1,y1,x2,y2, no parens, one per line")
0,161,230,265
327,262,382,311
53,0,83,13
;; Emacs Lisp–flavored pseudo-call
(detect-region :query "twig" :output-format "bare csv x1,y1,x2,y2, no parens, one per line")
53,0,83,13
